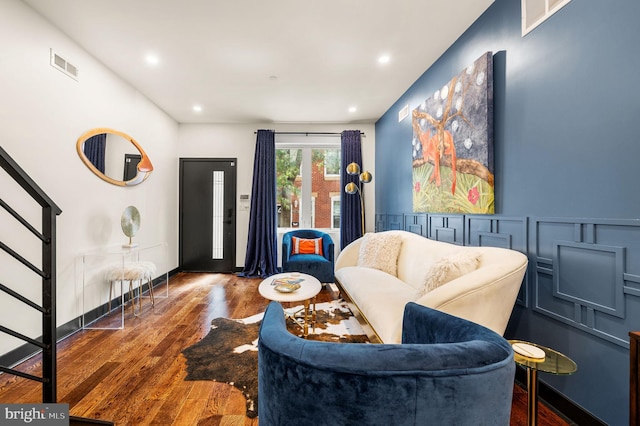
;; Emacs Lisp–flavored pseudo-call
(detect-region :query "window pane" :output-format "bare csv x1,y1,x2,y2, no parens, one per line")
525,0,545,26
323,149,341,176
332,197,340,229
276,148,301,228
312,148,341,228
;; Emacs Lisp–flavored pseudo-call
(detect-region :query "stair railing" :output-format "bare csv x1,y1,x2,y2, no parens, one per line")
0,145,62,403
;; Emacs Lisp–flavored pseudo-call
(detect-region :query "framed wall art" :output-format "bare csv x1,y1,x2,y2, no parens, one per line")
411,51,494,214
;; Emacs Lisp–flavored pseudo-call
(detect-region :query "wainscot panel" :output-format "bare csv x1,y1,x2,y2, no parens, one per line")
403,213,428,237
375,214,386,232
532,217,640,348
466,215,529,307
428,214,465,245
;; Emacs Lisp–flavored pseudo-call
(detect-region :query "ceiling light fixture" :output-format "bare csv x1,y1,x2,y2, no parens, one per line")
145,54,159,65
348,106,357,113
378,54,390,64
193,105,202,112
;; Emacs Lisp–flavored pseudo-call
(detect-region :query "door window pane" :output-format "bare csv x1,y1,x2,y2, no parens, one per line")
212,170,224,259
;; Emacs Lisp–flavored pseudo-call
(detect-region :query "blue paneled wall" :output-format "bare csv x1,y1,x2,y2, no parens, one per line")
374,1,640,424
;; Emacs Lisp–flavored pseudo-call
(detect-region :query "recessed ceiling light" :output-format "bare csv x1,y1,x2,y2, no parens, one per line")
193,105,202,112
348,106,357,113
145,54,159,65
378,55,390,64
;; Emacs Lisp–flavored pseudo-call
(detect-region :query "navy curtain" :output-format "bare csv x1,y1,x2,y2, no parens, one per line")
242,129,278,278
340,130,363,249
84,133,106,173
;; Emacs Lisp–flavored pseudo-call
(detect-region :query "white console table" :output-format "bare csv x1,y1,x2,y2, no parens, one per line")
81,242,169,329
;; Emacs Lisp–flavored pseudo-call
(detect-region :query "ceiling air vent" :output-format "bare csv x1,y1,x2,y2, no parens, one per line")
50,49,79,81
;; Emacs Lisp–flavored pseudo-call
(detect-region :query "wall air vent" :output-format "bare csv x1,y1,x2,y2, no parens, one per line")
50,49,79,81
522,0,572,36
398,104,409,122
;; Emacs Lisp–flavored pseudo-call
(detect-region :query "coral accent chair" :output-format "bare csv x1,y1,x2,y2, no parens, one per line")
282,229,334,283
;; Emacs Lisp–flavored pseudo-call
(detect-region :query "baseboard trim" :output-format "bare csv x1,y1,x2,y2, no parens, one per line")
514,366,606,425
0,268,180,370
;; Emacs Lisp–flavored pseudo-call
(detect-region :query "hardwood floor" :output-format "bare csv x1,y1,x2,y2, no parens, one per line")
0,272,570,425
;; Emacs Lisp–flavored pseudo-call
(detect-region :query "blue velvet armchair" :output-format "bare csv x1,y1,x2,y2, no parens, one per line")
281,229,334,283
258,301,515,426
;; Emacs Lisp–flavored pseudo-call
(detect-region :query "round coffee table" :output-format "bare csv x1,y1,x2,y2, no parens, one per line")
259,273,322,338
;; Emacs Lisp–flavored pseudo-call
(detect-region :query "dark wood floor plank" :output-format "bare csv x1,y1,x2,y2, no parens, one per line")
60,361,121,407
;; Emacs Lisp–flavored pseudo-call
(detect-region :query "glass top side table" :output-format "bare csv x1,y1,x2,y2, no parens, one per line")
509,340,577,426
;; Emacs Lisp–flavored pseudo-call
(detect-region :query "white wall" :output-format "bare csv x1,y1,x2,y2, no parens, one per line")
0,0,179,354
0,0,376,358
177,122,375,268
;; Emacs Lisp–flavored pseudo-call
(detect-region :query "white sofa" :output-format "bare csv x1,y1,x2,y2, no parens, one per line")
334,230,528,343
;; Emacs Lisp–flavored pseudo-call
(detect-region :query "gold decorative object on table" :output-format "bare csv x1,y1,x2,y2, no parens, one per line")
512,342,546,361
272,276,304,293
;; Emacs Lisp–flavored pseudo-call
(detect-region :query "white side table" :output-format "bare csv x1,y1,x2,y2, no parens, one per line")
259,273,322,338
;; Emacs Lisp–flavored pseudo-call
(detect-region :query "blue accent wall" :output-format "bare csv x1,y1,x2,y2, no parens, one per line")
375,1,640,424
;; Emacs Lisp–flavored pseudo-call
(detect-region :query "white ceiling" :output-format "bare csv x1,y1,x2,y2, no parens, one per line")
22,0,494,124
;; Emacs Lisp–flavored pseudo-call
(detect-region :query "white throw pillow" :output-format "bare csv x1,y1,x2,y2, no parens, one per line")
357,233,403,276
420,251,481,296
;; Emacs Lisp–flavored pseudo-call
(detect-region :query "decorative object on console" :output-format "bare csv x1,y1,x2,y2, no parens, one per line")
411,51,494,214
121,205,140,248
76,127,153,186
344,161,372,235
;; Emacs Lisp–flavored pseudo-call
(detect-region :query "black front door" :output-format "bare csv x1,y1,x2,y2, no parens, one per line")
179,158,237,272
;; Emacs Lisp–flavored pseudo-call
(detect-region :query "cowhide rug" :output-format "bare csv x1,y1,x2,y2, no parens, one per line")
181,299,368,418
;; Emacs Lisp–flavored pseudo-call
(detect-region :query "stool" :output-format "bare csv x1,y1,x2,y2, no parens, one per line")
104,262,156,317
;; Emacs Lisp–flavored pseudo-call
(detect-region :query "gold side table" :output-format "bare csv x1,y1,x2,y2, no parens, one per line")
509,340,577,426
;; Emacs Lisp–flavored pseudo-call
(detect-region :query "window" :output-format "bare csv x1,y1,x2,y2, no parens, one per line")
323,149,341,177
522,0,571,36
331,195,340,229
276,143,341,229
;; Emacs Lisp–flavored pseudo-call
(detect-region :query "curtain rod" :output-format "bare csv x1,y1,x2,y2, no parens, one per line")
254,131,365,137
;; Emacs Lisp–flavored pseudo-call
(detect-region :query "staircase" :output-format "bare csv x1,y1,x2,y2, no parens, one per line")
0,145,113,426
